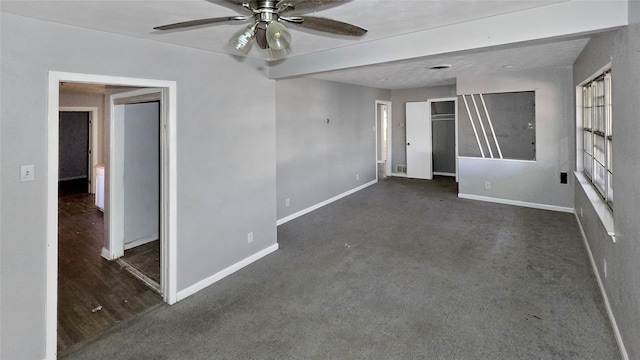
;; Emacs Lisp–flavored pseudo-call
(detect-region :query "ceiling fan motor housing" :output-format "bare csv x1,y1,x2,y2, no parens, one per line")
154,0,368,59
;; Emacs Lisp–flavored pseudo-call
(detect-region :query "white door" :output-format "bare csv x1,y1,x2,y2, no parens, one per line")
406,101,432,179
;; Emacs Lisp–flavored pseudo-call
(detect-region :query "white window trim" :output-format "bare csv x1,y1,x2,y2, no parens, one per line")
575,62,615,242
575,172,615,240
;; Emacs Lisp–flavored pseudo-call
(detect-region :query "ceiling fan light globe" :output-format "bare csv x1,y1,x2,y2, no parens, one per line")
268,46,291,60
229,26,256,54
266,21,291,52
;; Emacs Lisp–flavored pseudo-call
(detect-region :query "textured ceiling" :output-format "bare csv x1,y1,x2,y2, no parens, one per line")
1,0,602,89
1,0,569,58
304,37,592,89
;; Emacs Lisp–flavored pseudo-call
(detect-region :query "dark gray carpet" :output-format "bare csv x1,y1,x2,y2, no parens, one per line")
64,177,620,359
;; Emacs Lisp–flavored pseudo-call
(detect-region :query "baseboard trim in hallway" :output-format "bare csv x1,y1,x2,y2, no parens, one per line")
458,193,574,213
176,243,279,301
574,213,629,360
277,180,377,226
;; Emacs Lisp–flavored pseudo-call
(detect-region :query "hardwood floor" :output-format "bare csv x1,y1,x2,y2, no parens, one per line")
58,188,162,357
123,240,160,284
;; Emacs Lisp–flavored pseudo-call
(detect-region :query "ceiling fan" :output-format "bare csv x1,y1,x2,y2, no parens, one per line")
154,0,368,59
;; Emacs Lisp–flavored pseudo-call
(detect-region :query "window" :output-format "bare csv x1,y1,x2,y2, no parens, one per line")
581,72,613,208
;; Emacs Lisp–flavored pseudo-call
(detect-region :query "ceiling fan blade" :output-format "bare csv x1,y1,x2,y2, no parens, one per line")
277,0,346,13
290,16,367,36
154,16,249,31
219,0,247,5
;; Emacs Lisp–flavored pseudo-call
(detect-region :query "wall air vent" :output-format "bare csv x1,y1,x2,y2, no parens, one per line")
395,165,407,173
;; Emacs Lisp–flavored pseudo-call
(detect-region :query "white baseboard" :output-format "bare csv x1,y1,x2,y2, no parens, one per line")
433,172,456,177
390,173,407,177
176,243,279,301
100,247,112,260
124,234,158,250
277,180,377,226
574,213,629,360
458,193,574,213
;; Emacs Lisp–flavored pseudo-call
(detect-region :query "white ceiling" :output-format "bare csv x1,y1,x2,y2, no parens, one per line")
0,0,622,89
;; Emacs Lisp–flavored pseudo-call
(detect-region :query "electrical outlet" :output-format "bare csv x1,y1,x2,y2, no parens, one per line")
580,207,583,218
356,174,359,180
485,181,491,189
285,198,290,207
560,172,568,184
603,259,607,278
247,232,253,244
20,165,35,182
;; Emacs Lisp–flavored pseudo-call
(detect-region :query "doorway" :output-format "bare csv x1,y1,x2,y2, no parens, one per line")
58,111,91,195
375,100,392,180
405,97,458,181
110,90,162,292
57,87,165,355
47,71,177,359
430,98,457,179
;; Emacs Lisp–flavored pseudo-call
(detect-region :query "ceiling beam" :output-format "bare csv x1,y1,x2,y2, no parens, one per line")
268,0,628,79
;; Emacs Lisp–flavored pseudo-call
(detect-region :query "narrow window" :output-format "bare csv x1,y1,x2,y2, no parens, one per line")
581,72,613,208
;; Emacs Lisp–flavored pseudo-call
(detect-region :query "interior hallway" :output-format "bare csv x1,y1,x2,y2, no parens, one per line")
57,183,162,357
64,177,619,359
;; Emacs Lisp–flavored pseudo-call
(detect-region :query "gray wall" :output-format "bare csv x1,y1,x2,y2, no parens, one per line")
58,112,90,181
389,85,457,172
122,102,160,246
276,78,390,220
456,68,574,209
0,13,276,359
573,14,640,359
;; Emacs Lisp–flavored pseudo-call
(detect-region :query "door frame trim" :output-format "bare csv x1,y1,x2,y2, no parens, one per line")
47,71,178,359
427,97,459,182
59,107,99,193
104,88,162,262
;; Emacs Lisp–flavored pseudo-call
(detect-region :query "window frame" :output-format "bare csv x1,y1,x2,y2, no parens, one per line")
576,65,615,241
581,71,613,209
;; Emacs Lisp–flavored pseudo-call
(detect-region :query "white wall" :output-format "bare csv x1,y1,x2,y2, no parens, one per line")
573,8,640,357
456,68,574,210
0,13,277,359
276,78,390,221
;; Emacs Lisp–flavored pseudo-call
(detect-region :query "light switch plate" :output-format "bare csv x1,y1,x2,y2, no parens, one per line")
20,165,35,182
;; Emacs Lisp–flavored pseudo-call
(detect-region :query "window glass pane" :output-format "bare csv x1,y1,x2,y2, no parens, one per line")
594,80,605,133
594,134,605,165
584,152,593,179
584,131,592,155
607,139,613,173
594,162,606,196
605,74,612,136
583,88,591,129
596,105,604,133
607,171,613,203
